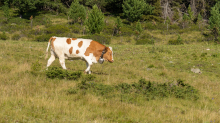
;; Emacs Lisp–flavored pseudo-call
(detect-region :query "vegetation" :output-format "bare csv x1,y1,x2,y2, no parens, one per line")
86,4,104,34
1,40,220,122
0,0,220,122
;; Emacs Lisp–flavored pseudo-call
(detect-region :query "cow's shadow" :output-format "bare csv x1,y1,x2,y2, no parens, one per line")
92,71,109,75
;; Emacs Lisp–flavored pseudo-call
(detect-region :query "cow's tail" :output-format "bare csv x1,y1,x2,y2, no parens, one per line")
45,37,53,60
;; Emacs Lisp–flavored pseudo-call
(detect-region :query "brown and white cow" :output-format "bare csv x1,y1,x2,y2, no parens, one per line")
45,36,114,74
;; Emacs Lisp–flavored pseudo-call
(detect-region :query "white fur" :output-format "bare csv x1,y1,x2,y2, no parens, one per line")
46,37,100,74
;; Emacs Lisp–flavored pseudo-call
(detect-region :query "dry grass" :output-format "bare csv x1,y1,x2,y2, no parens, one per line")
0,37,220,122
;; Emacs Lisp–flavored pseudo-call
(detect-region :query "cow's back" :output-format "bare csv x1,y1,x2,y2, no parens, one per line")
52,37,93,59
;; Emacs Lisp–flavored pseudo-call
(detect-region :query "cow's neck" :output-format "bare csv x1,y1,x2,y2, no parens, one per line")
100,47,106,59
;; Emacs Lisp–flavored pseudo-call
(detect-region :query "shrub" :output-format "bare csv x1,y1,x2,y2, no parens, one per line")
30,60,42,76
69,24,81,33
168,34,183,45
46,66,82,80
34,34,55,42
46,24,70,34
0,32,8,40
12,34,21,40
67,78,199,101
136,33,155,45
46,67,66,79
80,34,111,44
120,26,135,36
136,38,154,45
66,71,82,80
84,74,96,81
103,24,114,35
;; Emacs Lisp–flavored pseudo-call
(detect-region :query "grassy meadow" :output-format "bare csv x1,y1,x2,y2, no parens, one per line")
0,36,220,122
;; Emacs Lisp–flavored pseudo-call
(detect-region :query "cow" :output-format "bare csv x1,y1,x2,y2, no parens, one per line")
45,36,114,74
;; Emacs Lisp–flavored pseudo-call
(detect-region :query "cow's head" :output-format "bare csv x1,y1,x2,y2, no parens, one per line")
103,47,114,63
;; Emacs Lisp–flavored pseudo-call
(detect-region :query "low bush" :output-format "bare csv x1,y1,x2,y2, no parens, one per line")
0,32,8,40
67,78,200,102
80,34,111,44
46,24,70,34
84,74,96,81
69,25,81,34
66,71,82,80
34,34,55,42
103,24,114,35
30,60,42,76
120,26,135,36
12,34,21,40
136,38,154,45
46,66,66,79
168,34,183,45
136,34,155,45
46,66,82,80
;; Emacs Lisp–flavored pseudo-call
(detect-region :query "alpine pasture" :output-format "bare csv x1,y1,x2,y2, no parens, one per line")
1,38,220,122
0,10,220,123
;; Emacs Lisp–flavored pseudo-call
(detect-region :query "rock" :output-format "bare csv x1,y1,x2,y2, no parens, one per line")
191,68,202,74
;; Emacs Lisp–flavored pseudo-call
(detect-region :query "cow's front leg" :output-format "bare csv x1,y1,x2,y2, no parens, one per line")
85,61,92,74
59,57,67,70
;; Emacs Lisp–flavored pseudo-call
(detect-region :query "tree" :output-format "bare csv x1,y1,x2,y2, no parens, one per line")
197,13,203,29
122,0,147,22
182,13,189,29
187,5,194,23
136,21,143,34
68,0,86,25
12,0,39,18
86,4,104,34
209,2,220,41
2,1,10,21
114,16,122,35
84,0,107,11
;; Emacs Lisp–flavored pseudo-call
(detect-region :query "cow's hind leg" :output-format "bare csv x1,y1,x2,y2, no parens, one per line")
46,52,56,69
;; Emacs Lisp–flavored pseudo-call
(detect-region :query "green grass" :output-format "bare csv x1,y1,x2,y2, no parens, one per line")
0,40,220,122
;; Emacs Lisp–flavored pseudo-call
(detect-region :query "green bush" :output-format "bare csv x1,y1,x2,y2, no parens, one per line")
136,34,155,45
46,66,82,80
0,32,8,40
46,67,66,79
66,71,82,80
46,24,70,34
84,74,96,81
120,26,135,36
30,60,42,76
80,34,111,44
136,38,154,45
103,24,114,35
69,24,81,33
12,34,21,40
67,78,199,102
168,35,183,45
34,34,55,42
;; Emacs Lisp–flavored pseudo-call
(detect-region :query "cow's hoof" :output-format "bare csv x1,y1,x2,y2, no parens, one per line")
84,71,91,74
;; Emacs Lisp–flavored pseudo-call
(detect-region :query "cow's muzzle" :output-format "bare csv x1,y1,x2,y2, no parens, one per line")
109,60,114,63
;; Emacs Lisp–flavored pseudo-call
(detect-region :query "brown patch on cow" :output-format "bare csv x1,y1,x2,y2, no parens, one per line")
72,38,77,40
51,38,56,50
69,47,73,54
76,50,79,54
66,38,71,44
78,41,83,48
84,41,107,61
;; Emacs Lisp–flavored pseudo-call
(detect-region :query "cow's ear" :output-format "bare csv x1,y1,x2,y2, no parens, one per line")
108,47,112,51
